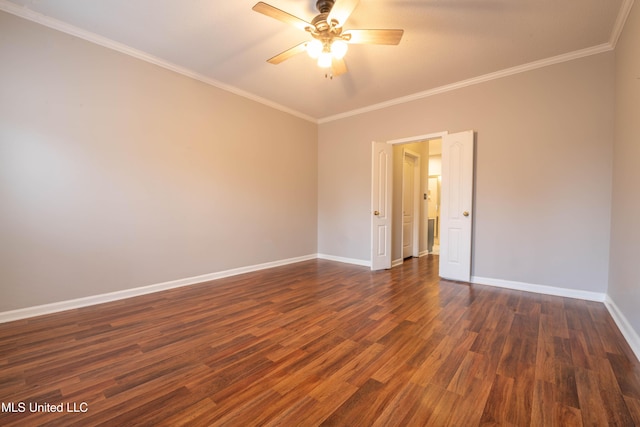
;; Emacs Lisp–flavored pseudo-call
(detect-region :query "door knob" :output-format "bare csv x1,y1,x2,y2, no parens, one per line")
463,211,469,217
374,210,380,216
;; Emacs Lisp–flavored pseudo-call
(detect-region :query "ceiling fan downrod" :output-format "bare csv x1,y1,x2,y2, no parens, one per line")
315,0,335,14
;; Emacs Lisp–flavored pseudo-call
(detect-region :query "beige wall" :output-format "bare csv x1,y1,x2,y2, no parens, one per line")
318,52,614,293
0,12,318,311
609,3,640,335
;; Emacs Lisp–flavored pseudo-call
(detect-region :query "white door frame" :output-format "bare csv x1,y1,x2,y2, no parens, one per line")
401,148,421,259
371,131,448,270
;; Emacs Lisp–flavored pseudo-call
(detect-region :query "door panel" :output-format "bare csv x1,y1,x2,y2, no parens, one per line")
439,130,474,281
371,142,393,270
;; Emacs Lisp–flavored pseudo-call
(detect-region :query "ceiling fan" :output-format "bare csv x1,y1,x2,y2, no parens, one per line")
252,0,404,77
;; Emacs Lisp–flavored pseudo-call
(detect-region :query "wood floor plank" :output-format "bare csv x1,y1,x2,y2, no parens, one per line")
575,366,610,427
447,377,494,426
370,381,425,427
1,256,639,425
423,388,460,426
531,379,555,427
595,356,637,425
479,373,515,425
625,395,640,426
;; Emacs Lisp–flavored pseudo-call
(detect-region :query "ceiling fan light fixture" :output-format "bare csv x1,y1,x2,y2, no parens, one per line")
306,39,323,58
317,50,332,68
253,1,405,76
330,40,348,59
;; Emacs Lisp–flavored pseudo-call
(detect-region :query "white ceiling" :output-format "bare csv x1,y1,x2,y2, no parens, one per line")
1,0,631,121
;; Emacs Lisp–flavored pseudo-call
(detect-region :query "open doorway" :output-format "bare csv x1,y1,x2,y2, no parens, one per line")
389,135,445,267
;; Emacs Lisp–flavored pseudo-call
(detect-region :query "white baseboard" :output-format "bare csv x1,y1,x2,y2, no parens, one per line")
392,258,404,267
316,253,371,267
470,276,606,302
418,250,430,257
604,296,640,363
0,254,317,324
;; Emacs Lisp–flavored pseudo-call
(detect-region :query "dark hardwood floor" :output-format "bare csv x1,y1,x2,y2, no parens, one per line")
1,256,639,426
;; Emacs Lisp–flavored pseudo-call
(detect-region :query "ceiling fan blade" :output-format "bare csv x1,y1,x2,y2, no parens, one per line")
252,2,312,32
331,57,348,76
344,29,404,45
267,42,308,64
327,0,360,27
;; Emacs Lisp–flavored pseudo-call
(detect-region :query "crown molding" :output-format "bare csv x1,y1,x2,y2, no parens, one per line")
611,0,635,47
318,43,613,123
0,0,317,123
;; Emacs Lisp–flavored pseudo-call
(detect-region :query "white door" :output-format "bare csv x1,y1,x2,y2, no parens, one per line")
371,141,392,270
402,152,420,259
439,130,474,281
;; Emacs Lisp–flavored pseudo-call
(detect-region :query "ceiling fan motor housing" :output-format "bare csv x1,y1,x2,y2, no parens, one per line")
311,13,332,33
